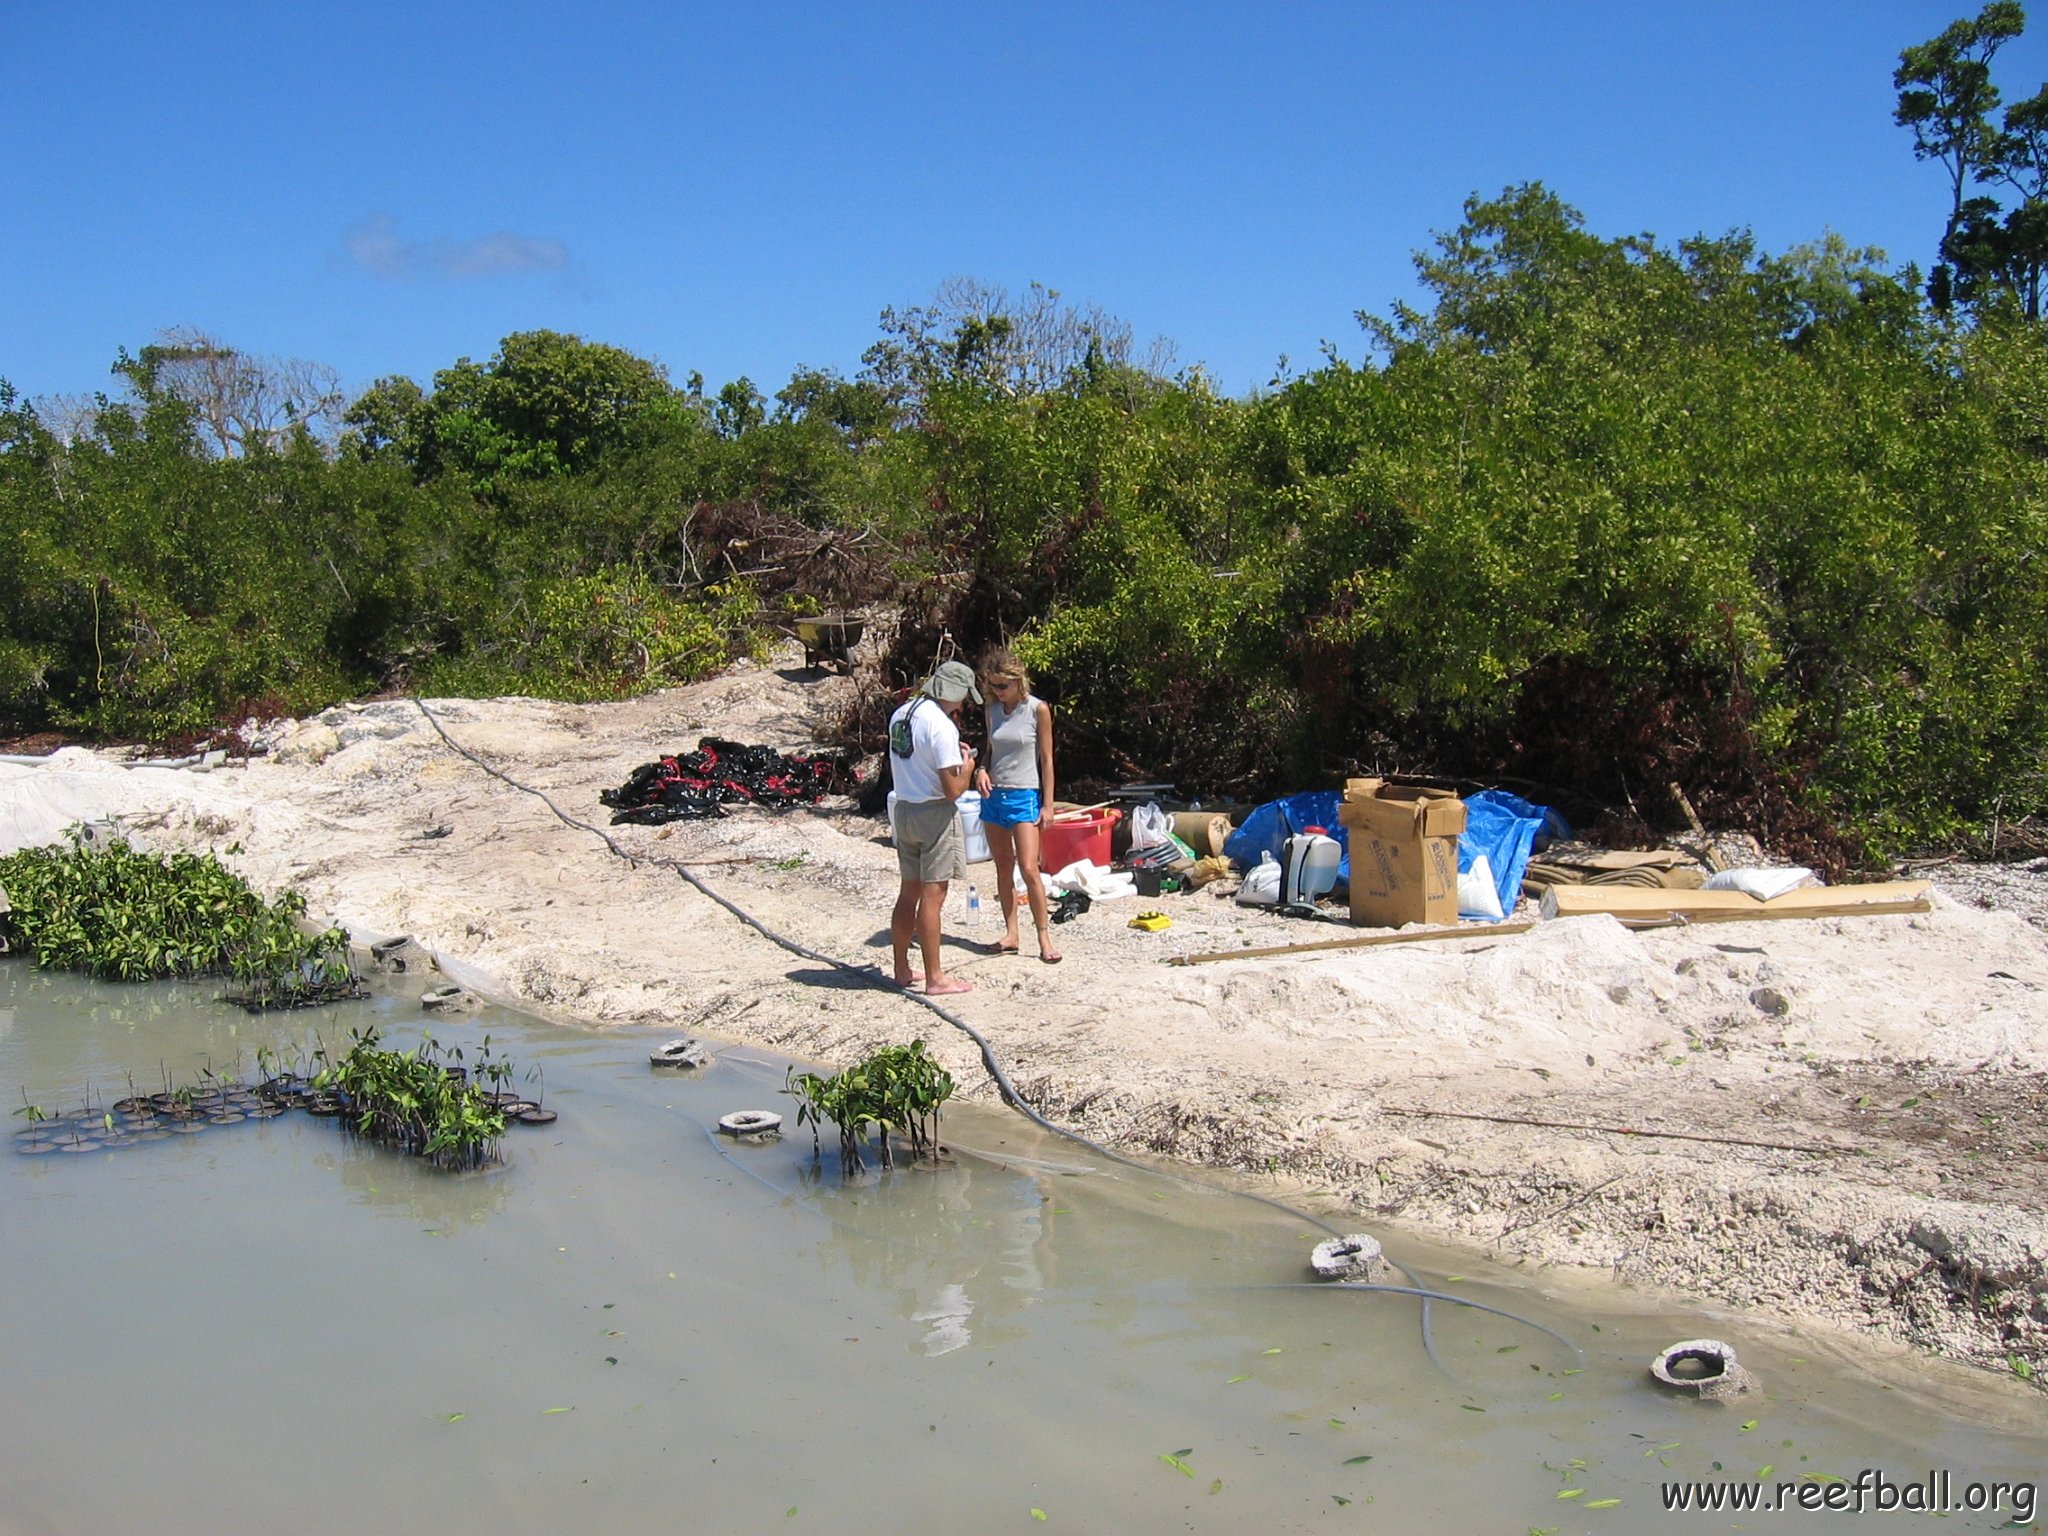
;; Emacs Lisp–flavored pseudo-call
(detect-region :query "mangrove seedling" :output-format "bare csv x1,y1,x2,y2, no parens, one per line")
783,1039,954,1177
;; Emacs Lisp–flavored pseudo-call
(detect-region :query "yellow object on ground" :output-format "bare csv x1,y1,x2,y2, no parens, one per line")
1128,911,1172,931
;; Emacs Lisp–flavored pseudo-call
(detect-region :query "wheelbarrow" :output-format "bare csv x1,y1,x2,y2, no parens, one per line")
789,613,865,672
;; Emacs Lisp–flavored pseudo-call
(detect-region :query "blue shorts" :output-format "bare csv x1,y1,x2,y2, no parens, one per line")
980,788,1041,827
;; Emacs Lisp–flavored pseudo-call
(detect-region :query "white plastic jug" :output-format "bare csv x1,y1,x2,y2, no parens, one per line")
1281,826,1341,906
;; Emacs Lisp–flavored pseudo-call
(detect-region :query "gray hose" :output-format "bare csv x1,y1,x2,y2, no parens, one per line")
1253,1282,1583,1363
409,698,1571,1379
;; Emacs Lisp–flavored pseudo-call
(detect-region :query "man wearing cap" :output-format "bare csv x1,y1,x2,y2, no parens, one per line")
887,660,981,995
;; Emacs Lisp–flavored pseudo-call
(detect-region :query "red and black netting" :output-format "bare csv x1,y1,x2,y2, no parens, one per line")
600,738,860,826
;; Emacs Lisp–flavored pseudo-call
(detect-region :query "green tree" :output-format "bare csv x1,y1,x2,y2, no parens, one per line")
1894,2,2029,310
351,330,680,492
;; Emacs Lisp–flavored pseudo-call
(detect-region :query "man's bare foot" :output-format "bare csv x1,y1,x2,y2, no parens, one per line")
924,976,973,996
893,971,923,987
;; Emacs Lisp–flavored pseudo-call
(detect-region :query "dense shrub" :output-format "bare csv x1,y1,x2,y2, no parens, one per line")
7,193,2048,859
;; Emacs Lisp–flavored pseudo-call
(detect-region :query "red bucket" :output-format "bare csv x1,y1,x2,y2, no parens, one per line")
1040,807,1120,873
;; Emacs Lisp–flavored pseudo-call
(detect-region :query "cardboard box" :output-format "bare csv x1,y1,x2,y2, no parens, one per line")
1337,778,1468,927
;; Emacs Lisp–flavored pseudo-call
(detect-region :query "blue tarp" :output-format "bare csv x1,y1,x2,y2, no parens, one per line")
1225,786,1567,917
1458,789,1564,920
1222,790,1350,883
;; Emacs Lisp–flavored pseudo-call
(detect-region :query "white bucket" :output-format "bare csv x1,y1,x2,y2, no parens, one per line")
956,790,991,863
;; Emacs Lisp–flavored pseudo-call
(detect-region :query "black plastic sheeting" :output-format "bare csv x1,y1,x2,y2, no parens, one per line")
601,738,859,825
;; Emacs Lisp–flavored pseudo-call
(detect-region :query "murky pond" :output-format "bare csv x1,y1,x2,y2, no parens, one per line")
2,963,2040,1534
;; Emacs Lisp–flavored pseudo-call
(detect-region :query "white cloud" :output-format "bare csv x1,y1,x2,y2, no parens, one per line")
344,213,570,282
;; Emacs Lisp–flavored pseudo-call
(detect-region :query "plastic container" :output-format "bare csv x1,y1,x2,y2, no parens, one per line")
1281,825,1342,905
956,790,990,863
1039,806,1119,873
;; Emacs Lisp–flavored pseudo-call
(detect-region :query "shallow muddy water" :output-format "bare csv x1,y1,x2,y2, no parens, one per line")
1,963,2040,1534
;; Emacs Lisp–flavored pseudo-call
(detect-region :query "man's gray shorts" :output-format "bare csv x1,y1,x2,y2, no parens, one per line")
895,797,967,883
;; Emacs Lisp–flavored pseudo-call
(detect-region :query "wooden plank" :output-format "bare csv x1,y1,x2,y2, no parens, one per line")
1616,896,1932,929
1170,921,1533,966
1542,880,1931,922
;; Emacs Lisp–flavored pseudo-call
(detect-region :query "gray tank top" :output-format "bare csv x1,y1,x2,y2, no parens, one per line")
986,694,1041,789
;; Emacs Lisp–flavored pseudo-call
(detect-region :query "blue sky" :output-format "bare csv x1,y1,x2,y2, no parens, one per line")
6,2,2044,409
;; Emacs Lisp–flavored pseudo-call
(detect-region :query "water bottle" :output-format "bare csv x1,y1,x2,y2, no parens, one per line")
967,883,982,924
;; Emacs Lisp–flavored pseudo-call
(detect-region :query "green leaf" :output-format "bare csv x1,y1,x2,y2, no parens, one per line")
1496,1344,1519,1354
444,1412,465,1423
1739,1419,1758,1431
1459,1404,1486,1412
1208,1479,1222,1495
1225,1373,1250,1384
1261,1347,1283,1355
543,1406,571,1415
1332,1495,1351,1506
1342,1454,1374,1465
1558,1489,1585,1500
1159,1453,1195,1478
1030,1510,1047,1521
1585,1498,1622,1509
1757,1464,1774,1480
1545,1392,1564,1400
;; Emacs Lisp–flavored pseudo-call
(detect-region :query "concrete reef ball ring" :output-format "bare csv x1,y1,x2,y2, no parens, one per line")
717,1110,783,1137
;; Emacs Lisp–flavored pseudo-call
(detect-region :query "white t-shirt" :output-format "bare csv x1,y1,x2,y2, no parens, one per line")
888,696,963,802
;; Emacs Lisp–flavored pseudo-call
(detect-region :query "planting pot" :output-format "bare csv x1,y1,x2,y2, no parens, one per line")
650,1037,710,1068
512,1106,557,1126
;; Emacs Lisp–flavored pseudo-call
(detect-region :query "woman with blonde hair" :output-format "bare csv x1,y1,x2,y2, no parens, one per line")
973,646,1061,963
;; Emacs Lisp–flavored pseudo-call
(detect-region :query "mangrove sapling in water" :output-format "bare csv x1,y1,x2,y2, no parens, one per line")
331,1026,509,1171
784,1040,955,1177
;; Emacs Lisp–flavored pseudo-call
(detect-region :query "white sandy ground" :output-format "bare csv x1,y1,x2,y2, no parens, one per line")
3,645,2045,1387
